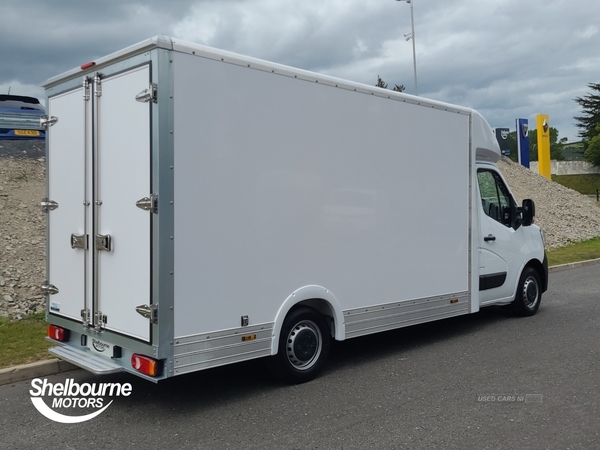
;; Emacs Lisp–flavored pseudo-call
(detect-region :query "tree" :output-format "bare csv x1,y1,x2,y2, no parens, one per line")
527,127,565,161
584,124,600,166
574,83,600,143
376,75,388,89
375,76,405,93
506,131,518,162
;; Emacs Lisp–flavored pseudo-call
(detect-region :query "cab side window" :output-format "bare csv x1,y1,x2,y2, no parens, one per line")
477,169,513,227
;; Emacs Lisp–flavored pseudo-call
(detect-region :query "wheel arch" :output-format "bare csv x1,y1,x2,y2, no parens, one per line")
524,257,547,293
270,285,345,355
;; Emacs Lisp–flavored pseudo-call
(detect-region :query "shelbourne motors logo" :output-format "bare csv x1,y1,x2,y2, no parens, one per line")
30,378,132,423
92,339,110,352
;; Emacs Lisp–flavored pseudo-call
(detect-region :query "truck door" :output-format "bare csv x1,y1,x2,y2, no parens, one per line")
46,86,88,323
46,64,153,342
476,168,523,303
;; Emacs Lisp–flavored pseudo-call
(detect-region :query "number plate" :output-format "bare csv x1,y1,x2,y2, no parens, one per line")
14,130,40,136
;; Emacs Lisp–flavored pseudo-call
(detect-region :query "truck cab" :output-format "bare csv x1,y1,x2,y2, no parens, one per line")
473,114,547,315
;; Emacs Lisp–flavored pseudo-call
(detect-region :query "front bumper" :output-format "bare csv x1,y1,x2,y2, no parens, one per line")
542,253,549,293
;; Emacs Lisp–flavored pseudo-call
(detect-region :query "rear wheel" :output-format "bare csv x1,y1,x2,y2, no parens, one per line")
267,307,331,384
512,267,542,316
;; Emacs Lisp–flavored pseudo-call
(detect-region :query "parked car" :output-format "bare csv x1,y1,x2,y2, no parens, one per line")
0,94,46,139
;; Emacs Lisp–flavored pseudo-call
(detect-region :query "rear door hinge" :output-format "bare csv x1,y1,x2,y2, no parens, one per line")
136,304,158,324
135,83,158,103
41,198,59,212
136,193,158,213
40,116,58,128
41,282,59,295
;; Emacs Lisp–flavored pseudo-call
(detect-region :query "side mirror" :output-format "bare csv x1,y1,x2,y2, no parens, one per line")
521,199,535,226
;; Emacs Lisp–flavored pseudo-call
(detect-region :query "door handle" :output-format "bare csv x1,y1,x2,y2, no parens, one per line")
484,234,496,242
96,234,112,252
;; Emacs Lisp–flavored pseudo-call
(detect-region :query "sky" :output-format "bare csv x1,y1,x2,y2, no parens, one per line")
1,0,598,142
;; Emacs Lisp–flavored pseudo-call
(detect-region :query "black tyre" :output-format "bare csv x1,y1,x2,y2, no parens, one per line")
512,267,542,316
267,307,331,384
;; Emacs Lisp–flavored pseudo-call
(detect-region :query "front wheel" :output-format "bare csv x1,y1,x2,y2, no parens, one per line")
512,267,542,316
267,307,331,384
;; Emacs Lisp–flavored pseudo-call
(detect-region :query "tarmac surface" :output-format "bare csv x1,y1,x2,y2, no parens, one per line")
1,261,598,449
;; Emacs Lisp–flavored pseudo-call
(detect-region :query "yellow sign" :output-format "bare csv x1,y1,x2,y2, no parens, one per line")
536,115,551,179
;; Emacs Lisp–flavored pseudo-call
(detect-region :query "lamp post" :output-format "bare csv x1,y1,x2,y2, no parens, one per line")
396,0,418,95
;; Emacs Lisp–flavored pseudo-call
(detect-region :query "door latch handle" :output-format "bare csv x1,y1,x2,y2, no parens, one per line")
484,234,496,242
96,234,112,252
71,233,88,250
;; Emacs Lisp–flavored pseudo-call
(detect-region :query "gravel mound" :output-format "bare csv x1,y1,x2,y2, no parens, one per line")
1,140,599,319
1,141,47,319
497,157,600,249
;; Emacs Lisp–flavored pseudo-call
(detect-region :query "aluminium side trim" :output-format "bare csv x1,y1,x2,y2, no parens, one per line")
344,294,470,339
151,47,176,364
173,323,274,375
468,112,474,311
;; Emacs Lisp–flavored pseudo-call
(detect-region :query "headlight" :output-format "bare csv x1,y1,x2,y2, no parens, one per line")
540,229,546,248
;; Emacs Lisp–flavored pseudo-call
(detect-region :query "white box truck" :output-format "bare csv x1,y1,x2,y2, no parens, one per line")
41,36,547,383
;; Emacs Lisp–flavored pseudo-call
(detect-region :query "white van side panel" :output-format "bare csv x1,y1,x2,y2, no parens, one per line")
172,52,471,339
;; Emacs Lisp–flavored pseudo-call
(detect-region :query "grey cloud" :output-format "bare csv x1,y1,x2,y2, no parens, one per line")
1,0,598,139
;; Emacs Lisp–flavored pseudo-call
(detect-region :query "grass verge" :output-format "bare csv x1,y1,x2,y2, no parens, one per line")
552,174,600,196
546,236,600,266
0,312,53,369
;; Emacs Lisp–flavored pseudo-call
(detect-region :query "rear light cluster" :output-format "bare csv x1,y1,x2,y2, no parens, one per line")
131,354,161,377
47,325,69,342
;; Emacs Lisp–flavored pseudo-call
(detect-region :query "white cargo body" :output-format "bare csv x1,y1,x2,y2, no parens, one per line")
42,36,547,382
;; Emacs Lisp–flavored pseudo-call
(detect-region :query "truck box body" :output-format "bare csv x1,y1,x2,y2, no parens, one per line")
42,36,546,382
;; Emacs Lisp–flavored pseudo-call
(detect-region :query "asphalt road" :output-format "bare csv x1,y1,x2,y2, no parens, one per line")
1,265,598,449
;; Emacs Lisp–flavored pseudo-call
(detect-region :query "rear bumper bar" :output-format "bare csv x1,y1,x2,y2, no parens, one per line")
48,343,124,375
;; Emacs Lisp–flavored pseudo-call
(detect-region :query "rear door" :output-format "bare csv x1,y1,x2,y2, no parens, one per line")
47,64,153,341
47,86,88,322
94,66,152,341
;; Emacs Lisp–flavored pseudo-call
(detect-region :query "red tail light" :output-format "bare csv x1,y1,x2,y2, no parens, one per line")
131,354,160,377
47,325,69,342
